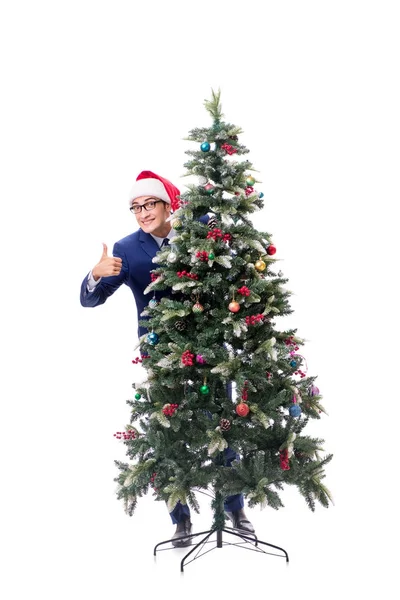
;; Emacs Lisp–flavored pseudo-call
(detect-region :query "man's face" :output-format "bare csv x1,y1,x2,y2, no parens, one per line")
132,196,172,237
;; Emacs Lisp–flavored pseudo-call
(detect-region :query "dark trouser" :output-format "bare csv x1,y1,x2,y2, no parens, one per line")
169,446,244,524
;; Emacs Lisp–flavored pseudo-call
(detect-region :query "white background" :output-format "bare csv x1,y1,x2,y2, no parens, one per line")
1,1,399,598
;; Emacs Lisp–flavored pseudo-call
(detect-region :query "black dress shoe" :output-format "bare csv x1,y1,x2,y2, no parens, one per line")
171,517,193,547
225,508,255,534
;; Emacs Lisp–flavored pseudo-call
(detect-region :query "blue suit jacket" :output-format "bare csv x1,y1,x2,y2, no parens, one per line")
80,216,209,337
80,229,172,338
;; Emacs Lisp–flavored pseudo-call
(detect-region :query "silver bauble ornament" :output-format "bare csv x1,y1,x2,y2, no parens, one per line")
148,298,158,308
167,252,177,263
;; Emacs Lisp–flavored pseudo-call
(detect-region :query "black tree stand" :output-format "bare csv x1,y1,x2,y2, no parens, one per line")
153,491,289,572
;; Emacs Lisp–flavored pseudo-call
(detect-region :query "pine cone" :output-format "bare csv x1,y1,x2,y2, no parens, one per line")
219,418,231,431
175,320,187,331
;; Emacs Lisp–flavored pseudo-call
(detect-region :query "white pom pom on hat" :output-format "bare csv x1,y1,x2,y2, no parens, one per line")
129,170,180,211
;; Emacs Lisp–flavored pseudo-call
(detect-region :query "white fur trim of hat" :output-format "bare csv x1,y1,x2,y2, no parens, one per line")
128,178,170,206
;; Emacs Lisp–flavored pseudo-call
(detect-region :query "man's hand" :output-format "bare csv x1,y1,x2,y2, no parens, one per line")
92,243,123,281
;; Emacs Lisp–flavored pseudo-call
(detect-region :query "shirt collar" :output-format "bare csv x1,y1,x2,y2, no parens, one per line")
150,229,176,248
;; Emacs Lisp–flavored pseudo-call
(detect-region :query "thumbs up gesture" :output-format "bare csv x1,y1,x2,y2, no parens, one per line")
92,243,123,281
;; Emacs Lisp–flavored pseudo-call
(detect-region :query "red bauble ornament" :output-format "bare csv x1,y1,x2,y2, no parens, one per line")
228,301,240,313
236,403,249,417
267,244,276,255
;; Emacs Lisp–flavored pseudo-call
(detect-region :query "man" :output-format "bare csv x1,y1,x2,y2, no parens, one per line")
80,170,255,546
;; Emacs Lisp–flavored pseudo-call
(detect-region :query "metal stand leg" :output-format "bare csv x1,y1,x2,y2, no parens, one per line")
153,491,289,572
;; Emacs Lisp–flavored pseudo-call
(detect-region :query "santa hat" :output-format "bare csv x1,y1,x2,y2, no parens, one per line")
128,170,180,211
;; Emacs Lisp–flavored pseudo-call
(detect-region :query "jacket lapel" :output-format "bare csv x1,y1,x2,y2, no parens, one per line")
139,229,159,259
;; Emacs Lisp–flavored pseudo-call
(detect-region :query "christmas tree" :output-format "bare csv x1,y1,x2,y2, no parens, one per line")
114,90,333,522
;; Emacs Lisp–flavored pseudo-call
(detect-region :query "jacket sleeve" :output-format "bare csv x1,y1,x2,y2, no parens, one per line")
79,241,129,308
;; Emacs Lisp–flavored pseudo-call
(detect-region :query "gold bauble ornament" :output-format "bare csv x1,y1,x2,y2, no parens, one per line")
255,259,266,272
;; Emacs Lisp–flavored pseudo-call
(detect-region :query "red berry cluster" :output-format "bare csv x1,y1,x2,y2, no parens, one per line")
221,143,237,155
245,314,264,325
150,472,158,492
237,286,251,297
132,356,144,364
150,273,160,282
196,250,209,261
162,403,179,416
284,336,299,351
279,449,290,470
181,350,195,366
294,369,307,379
245,186,254,196
114,430,136,440
177,270,199,280
206,228,232,243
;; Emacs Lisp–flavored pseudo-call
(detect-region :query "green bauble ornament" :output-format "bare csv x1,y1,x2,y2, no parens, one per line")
208,252,215,260
172,218,183,230
246,175,255,186
200,384,210,395
135,393,141,400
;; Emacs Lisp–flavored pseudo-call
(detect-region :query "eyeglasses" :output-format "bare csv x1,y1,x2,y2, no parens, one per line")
130,200,165,214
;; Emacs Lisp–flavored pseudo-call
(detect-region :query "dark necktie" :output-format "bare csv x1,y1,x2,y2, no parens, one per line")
161,238,170,248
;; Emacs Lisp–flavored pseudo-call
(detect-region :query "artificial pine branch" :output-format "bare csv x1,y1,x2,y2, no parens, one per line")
203,88,223,121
